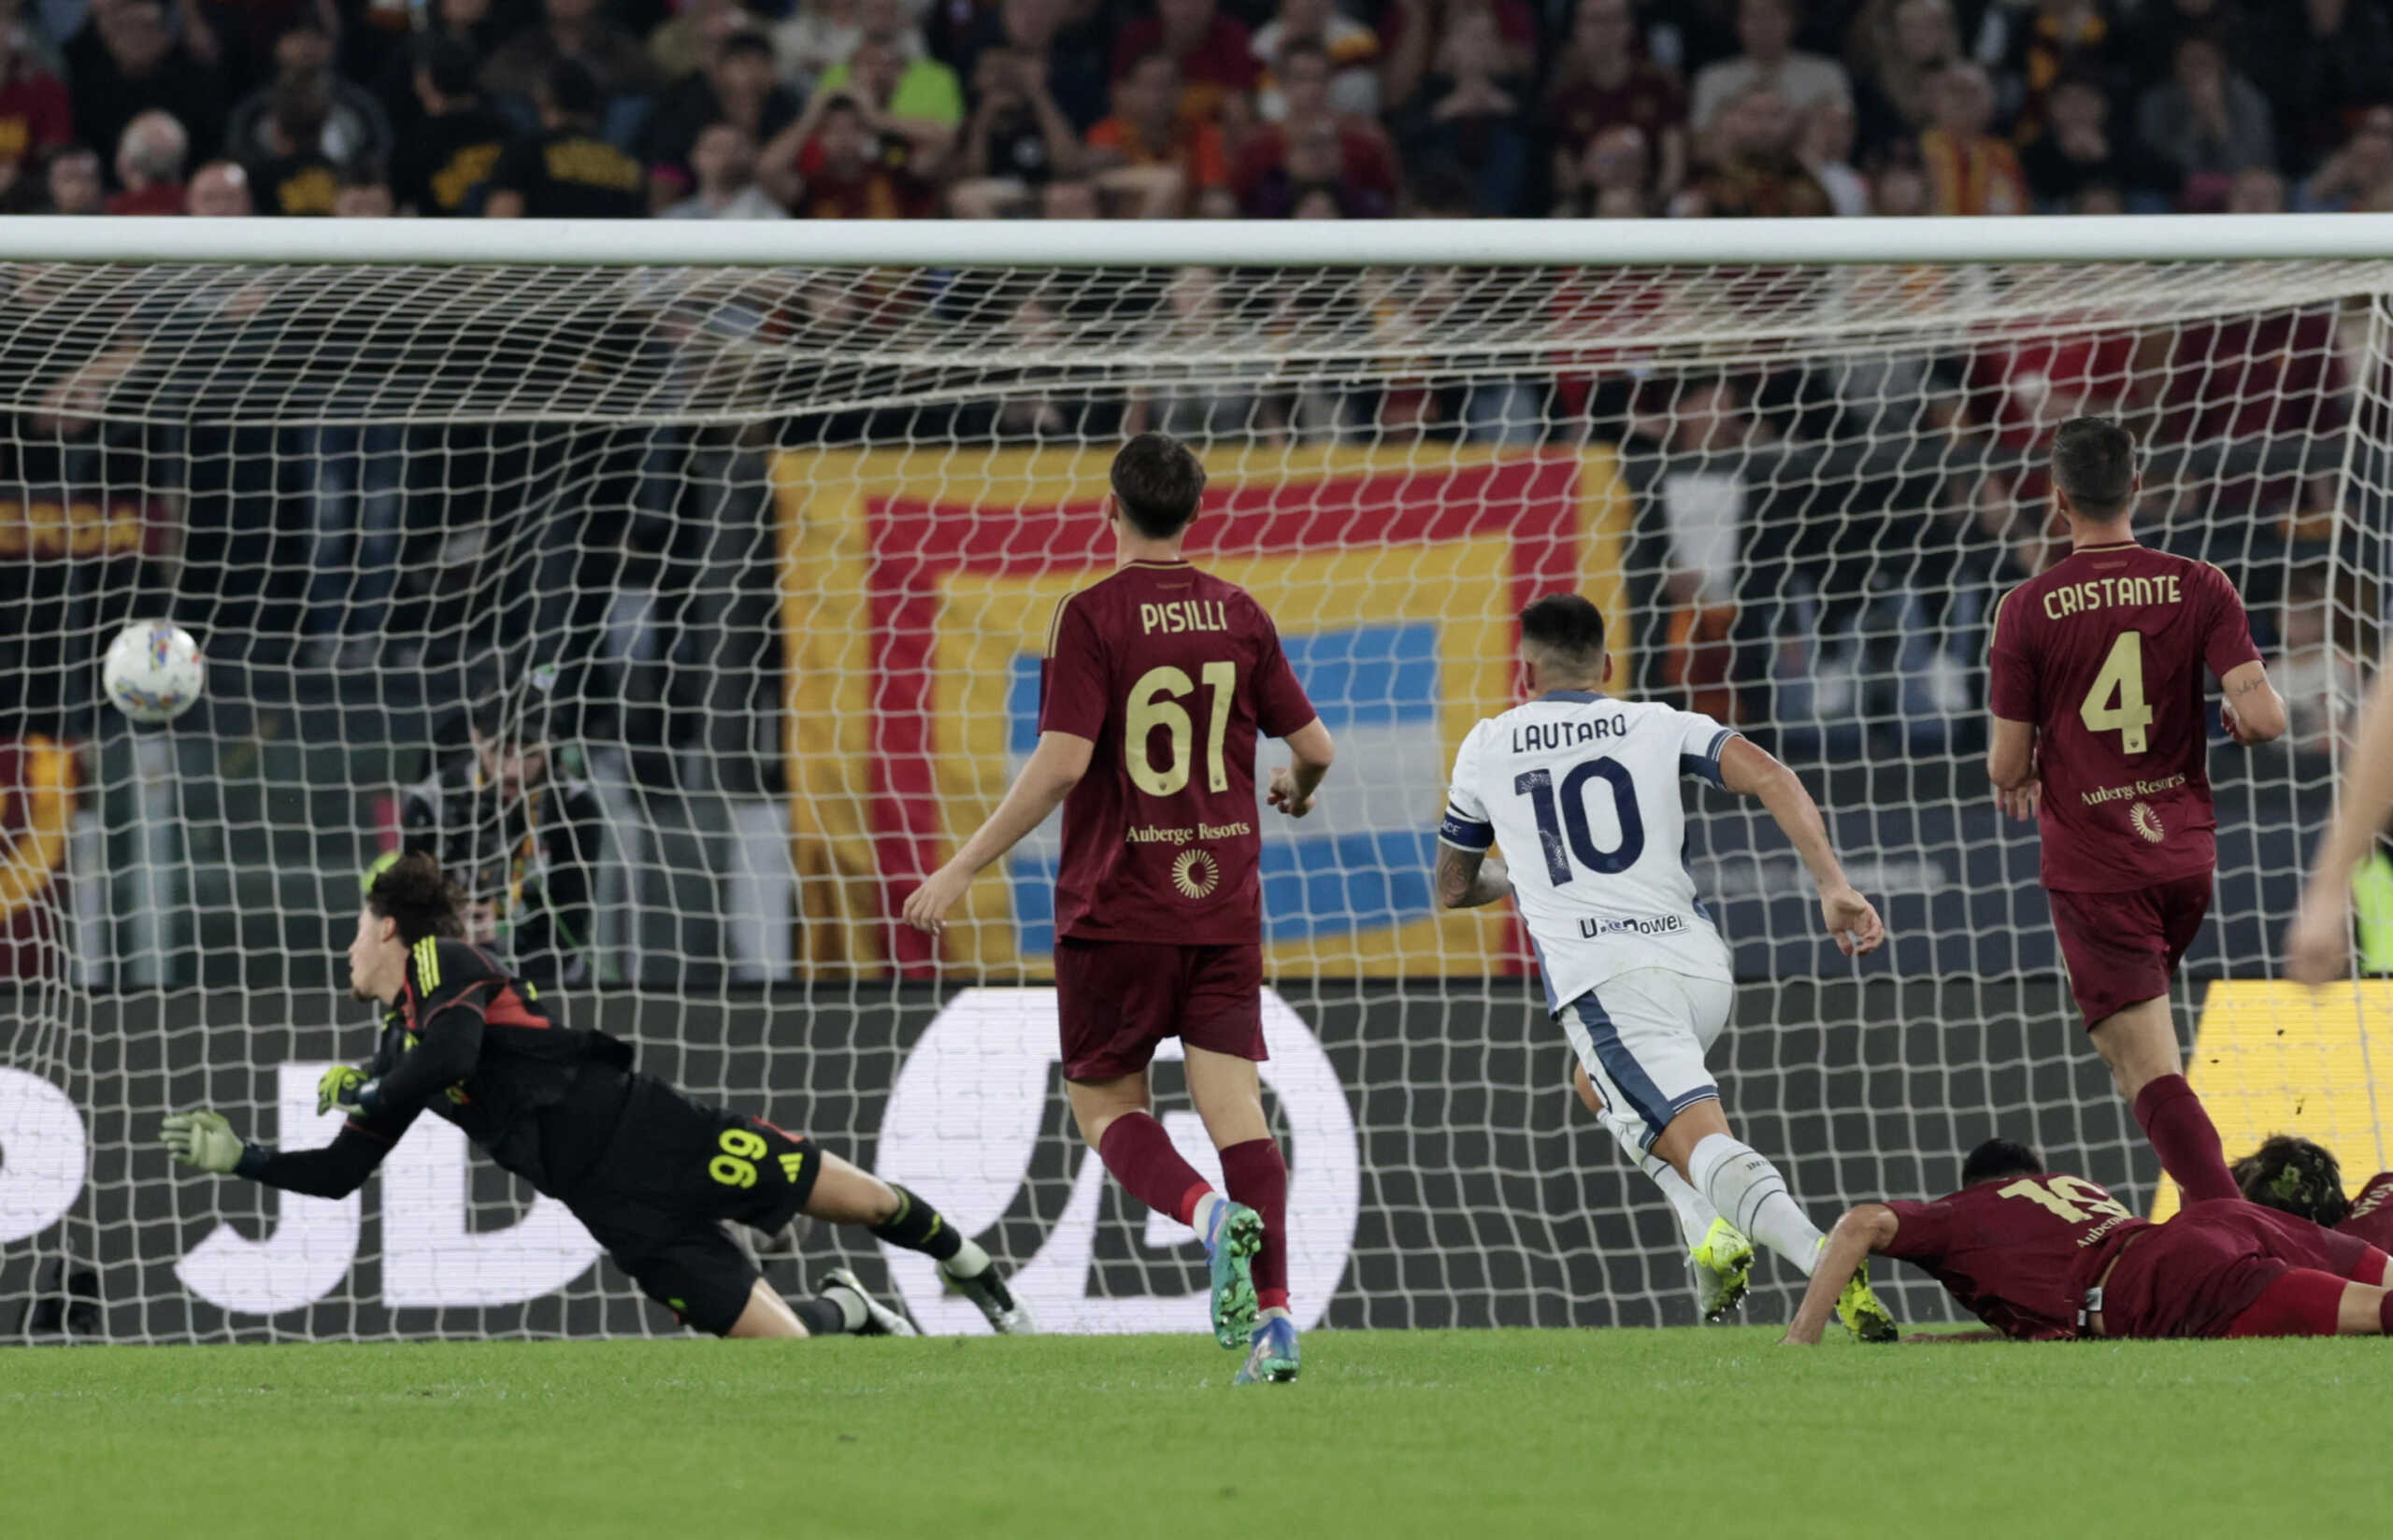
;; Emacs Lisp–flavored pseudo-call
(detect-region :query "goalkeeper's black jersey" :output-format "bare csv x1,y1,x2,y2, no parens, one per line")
353,936,634,1192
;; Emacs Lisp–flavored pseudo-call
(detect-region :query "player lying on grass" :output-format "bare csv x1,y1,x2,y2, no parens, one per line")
1985,416,2286,1210
2234,1135,2393,1249
900,433,1334,1385
1784,1136,2393,1344
162,852,1031,1341
1440,592,1896,1338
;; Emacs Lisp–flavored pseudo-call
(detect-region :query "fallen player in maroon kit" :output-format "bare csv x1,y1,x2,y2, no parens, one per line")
2234,1135,2393,1250
1781,1137,2393,1344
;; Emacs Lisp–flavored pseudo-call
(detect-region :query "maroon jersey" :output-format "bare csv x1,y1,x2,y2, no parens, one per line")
1883,1171,2149,1340
2339,1172,2393,1251
1989,542,2260,892
1039,561,1317,946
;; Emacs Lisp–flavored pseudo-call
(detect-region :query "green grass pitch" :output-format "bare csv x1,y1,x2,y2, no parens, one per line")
6,1328,2377,1538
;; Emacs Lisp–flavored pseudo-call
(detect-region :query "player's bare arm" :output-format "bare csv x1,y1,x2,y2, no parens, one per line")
2217,660,2287,746
1434,842,1512,909
1718,736,1885,957
1986,716,2040,821
1782,1204,1899,1345
2287,663,2393,982
1267,717,1336,818
901,730,1095,935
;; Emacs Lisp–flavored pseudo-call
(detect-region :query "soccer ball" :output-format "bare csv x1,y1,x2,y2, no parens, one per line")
102,621,206,723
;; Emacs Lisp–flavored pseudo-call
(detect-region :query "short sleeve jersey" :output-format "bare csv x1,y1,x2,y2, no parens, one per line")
1988,543,2260,892
2339,1172,2393,1251
486,127,646,219
1882,1172,2149,1340
1440,691,1737,1011
1039,561,1317,947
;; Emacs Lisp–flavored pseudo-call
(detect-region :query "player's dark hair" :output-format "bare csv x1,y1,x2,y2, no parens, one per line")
2050,416,2138,520
2233,1134,2349,1227
1959,1137,2043,1187
1517,593,1607,678
541,58,605,121
364,850,467,945
1110,433,1207,539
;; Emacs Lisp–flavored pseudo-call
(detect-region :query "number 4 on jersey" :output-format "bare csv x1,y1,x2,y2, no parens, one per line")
2079,632,2153,754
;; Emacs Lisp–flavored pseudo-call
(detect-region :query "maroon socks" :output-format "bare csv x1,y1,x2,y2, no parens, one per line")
1220,1137,1290,1314
2133,1074,2238,1204
1096,1112,1213,1226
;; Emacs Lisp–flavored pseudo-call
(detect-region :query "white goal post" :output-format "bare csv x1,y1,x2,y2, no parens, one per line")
0,214,2384,1342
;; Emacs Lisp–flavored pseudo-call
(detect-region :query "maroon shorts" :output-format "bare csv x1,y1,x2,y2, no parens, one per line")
1053,936,1266,1082
2048,873,2213,1027
2099,1201,2389,1339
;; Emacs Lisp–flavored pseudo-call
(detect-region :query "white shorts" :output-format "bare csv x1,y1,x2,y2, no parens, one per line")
1558,968,1735,1151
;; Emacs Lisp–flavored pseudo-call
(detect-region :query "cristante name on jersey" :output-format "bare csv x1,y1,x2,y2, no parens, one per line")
1138,600,1229,635
2041,573,2184,620
1577,914,1687,939
1125,820,1254,844
2081,774,2188,806
1512,713,1630,754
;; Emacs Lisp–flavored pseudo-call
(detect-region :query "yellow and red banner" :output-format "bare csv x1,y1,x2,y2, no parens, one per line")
775,443,1631,978
0,735,75,977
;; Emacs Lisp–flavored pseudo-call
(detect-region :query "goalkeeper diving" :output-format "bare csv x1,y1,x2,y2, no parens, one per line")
160,852,1030,1340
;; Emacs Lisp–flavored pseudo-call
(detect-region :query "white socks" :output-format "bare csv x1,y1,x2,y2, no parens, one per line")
1635,1148,1723,1252
1686,1133,1824,1276
1190,1191,1227,1241
940,1235,993,1279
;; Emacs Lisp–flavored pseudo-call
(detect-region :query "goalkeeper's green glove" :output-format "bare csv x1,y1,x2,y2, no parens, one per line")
316,1063,371,1119
160,1110,247,1175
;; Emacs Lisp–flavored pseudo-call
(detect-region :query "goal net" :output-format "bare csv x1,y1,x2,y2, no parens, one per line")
0,221,2379,1341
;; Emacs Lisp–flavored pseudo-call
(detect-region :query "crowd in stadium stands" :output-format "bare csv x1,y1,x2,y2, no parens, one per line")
0,0,2383,763
0,0,2384,222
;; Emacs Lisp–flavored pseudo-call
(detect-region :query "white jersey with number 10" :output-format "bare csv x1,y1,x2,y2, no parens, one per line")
1440,690,1738,1013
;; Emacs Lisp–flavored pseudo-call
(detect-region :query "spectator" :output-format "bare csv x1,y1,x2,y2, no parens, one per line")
941,0,1107,132
1088,50,1227,215
2253,0,2393,177
66,0,223,169
2226,164,2286,213
1689,0,1851,137
1552,121,1655,216
1239,104,1388,217
814,0,962,134
1394,3,1526,215
2302,102,2393,209
1800,95,1866,215
1381,0,1533,119
480,0,656,110
332,164,393,216
1869,147,1931,214
392,36,512,215
1917,62,2028,215
249,77,340,214
2018,70,2142,209
1672,81,1833,217
368,0,508,144
1250,0,1377,122
483,58,647,217
2137,33,2275,202
2125,0,2252,94
1847,0,1956,150
947,44,1084,216
225,22,394,170
1233,38,1397,213
104,107,183,212
1542,0,1688,206
1110,0,1257,132
769,0,870,90
182,0,342,92
0,19,70,208
643,28,801,197
647,0,747,84
1979,0,2130,148
661,119,784,215
761,88,939,216
183,157,251,214
39,141,100,211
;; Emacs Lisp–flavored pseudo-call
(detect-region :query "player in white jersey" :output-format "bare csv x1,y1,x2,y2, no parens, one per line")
1437,594,1897,1337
